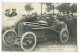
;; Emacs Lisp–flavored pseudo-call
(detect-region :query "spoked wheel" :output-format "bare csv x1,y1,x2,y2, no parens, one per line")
60,29,69,43
3,30,17,46
21,32,37,51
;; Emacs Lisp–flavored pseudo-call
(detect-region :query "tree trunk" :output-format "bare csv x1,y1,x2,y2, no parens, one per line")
53,9,54,14
53,5,54,14
72,12,74,17
41,3,43,17
29,11,30,14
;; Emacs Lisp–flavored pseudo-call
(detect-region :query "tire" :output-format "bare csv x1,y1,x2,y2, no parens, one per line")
60,29,69,43
3,30,17,46
21,32,37,51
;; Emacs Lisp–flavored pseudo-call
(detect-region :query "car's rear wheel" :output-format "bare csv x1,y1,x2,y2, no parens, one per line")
3,30,17,46
60,29,69,43
21,32,37,51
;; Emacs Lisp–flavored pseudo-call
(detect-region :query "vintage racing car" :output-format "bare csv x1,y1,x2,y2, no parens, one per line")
2,15,69,51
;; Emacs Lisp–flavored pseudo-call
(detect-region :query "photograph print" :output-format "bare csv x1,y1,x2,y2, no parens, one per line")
2,2,77,52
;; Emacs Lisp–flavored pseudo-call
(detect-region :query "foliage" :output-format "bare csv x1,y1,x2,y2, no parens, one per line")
45,3,54,13
57,3,70,14
70,4,77,13
25,3,34,13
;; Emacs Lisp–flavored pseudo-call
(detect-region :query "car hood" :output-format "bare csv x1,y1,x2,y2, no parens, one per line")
23,20,49,27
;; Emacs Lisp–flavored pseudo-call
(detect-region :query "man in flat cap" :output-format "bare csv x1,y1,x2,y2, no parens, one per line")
5,9,10,17
11,9,17,17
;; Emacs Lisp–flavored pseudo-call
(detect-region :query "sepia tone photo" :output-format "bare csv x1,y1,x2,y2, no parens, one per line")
2,2,77,51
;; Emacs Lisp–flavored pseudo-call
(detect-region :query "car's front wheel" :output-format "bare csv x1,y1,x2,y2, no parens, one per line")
21,32,37,51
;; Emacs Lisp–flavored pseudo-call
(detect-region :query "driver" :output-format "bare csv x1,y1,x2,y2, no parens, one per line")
52,14,60,24
51,14,61,28
46,14,60,26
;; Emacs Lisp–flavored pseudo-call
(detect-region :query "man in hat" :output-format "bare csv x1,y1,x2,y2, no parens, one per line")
5,9,10,17
11,9,17,17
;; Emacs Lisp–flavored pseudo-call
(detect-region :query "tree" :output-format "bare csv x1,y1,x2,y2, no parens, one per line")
25,3,34,14
52,4,55,14
46,3,52,13
46,3,55,14
57,3,70,14
46,3,52,6
70,4,77,15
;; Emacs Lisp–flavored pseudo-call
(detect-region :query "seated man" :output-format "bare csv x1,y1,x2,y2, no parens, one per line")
47,14,61,31
46,14,54,26
26,13,37,22
46,14,60,27
31,13,37,21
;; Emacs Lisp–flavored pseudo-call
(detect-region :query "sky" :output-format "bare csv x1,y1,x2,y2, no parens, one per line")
2,2,60,27
2,2,73,27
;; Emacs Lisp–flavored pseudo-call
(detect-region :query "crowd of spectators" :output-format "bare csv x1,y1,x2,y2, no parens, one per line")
20,12,77,38
3,11,77,38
